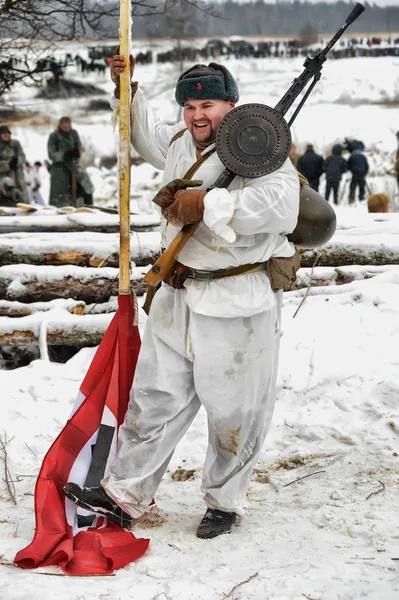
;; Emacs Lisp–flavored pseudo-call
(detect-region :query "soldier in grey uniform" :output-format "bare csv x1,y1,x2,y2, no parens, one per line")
47,116,94,207
0,125,27,202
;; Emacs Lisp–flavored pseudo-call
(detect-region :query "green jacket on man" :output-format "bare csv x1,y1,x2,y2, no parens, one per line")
47,128,94,207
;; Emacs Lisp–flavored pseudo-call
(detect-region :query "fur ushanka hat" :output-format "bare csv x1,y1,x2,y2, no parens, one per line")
175,62,239,107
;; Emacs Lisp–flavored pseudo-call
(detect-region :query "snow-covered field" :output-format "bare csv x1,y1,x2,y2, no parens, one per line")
0,46,399,599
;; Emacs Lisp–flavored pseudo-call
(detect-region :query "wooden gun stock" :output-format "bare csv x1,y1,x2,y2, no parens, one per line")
144,222,199,287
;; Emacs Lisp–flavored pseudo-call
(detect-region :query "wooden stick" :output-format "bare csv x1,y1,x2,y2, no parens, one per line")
365,480,385,501
0,433,17,505
119,0,132,294
292,254,319,318
71,158,77,208
222,572,258,599
283,470,326,488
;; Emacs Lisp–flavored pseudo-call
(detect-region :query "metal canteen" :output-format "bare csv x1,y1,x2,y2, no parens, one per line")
288,184,337,248
215,103,291,177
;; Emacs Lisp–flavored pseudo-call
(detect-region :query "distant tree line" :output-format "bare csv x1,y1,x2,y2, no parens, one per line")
127,1,399,39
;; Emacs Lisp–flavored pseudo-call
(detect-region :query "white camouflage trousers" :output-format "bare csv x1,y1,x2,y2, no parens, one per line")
102,284,282,517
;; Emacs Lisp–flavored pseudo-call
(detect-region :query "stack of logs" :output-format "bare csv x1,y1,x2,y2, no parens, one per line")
0,210,160,352
1,208,398,361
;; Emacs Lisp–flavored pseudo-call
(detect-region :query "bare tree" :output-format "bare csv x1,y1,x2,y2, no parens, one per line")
0,0,159,97
0,0,222,98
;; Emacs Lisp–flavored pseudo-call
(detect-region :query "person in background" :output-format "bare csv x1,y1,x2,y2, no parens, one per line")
24,161,34,204
347,140,369,203
0,124,27,201
323,144,347,204
0,176,23,207
297,144,324,191
47,116,94,207
32,161,45,205
367,193,389,213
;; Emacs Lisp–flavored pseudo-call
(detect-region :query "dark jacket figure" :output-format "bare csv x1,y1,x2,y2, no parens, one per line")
323,144,347,204
348,149,369,203
47,116,93,207
297,145,324,191
0,176,23,207
0,125,27,202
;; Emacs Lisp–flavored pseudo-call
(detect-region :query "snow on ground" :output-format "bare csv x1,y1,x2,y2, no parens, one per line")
0,47,399,599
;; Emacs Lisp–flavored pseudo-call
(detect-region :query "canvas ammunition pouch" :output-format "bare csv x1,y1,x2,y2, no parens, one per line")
266,250,301,292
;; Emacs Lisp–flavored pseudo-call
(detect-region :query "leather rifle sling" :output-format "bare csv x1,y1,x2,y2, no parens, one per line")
144,147,216,289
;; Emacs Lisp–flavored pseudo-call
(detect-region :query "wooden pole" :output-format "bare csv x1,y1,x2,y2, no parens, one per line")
119,0,132,295
71,158,77,208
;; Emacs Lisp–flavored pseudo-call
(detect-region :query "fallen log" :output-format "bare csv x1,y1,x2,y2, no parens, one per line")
0,264,149,303
0,212,160,234
0,231,161,267
300,236,399,267
85,298,118,314
0,312,114,347
291,265,398,290
0,298,86,317
285,267,399,304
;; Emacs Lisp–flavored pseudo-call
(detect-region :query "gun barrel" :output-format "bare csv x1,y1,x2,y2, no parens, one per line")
346,2,366,26
321,3,366,58
275,2,366,117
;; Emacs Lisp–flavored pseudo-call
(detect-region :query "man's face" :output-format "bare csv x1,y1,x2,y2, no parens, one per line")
183,99,235,143
0,132,11,142
59,122,72,133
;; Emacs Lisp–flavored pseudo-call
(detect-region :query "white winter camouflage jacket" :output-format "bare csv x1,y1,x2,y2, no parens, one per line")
112,89,300,317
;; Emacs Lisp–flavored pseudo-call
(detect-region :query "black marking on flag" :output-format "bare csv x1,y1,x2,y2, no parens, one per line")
84,424,115,487
76,424,115,528
77,514,97,528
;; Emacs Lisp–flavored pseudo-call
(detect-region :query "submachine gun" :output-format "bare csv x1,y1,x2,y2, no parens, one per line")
145,2,366,288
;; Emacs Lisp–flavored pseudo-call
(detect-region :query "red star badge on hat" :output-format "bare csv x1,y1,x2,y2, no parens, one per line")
196,83,203,90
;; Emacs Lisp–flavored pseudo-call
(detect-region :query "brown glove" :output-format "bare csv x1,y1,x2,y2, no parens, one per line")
152,179,203,209
162,189,207,227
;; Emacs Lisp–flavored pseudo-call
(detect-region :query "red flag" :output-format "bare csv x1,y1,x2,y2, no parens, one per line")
14,294,150,575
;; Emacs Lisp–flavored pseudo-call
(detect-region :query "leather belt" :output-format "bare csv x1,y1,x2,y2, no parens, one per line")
185,262,266,281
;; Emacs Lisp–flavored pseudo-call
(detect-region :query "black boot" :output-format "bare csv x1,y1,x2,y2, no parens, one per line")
63,482,133,529
196,508,238,539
